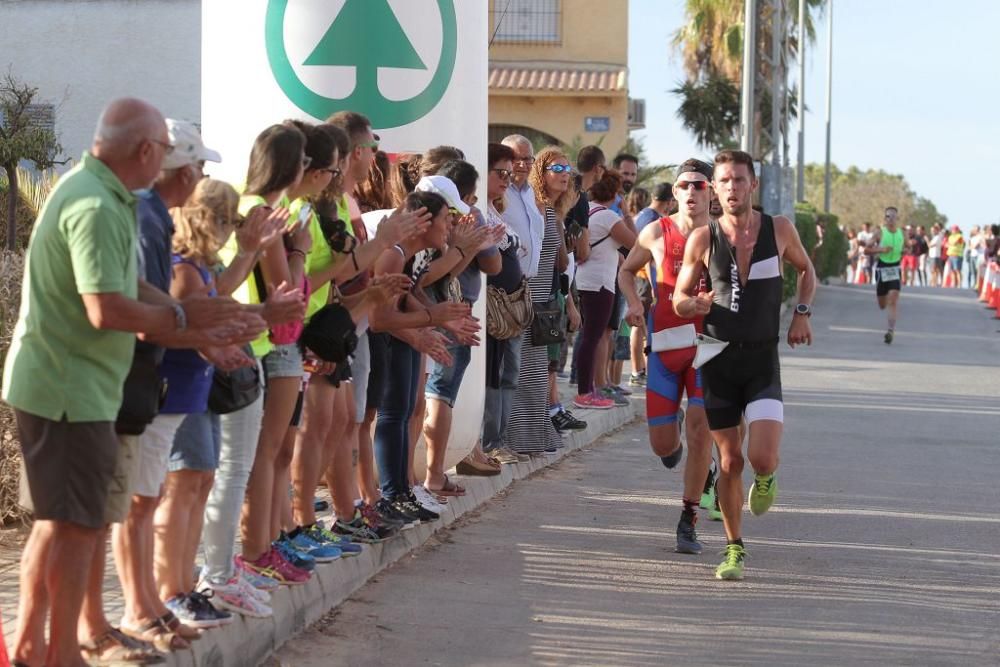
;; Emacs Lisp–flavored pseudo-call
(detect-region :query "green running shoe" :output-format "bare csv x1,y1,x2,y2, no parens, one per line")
748,473,777,516
708,480,723,521
715,543,746,580
700,468,716,510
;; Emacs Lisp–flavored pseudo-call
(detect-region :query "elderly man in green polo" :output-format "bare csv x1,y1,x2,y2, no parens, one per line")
1,98,259,667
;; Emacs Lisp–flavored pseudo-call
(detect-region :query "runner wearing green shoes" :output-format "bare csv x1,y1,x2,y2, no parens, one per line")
673,151,816,580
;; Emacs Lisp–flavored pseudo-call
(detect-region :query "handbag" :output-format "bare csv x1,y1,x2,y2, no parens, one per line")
207,346,261,414
530,296,566,346
486,278,534,340
115,346,167,435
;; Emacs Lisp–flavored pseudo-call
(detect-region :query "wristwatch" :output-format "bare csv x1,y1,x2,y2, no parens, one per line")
794,303,812,317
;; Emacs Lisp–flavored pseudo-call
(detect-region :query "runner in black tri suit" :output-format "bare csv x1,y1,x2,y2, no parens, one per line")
673,150,816,580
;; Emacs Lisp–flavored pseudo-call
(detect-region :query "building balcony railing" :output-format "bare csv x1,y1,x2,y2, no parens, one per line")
490,0,562,47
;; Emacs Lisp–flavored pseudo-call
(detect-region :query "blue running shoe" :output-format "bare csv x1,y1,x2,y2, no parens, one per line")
274,534,316,572
289,530,342,563
307,522,364,556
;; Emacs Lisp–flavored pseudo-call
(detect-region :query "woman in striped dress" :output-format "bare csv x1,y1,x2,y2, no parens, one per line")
507,147,572,454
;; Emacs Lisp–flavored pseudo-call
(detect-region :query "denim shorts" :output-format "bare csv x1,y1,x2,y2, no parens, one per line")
425,343,472,408
169,411,222,472
262,343,304,379
613,334,631,361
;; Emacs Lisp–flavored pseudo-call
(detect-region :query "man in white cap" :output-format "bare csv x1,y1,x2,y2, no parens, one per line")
108,118,229,647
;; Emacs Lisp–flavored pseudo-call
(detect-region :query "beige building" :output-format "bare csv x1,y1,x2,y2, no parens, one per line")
488,0,642,153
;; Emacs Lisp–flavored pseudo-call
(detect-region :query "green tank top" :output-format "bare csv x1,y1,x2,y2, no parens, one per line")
879,227,904,264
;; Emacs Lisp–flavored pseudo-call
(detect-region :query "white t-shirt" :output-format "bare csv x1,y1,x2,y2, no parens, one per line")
928,233,943,259
575,204,622,293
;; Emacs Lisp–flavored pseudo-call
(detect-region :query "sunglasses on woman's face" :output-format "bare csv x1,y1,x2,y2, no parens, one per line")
491,168,512,180
676,180,710,191
546,164,573,174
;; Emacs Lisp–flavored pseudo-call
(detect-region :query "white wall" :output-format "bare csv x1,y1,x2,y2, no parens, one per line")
1,0,200,167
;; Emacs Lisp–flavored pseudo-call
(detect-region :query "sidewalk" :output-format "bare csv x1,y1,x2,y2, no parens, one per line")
0,378,641,666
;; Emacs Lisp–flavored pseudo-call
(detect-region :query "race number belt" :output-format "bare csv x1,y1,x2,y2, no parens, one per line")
878,266,901,283
650,323,697,352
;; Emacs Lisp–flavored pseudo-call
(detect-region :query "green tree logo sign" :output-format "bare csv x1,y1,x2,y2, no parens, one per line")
265,0,457,128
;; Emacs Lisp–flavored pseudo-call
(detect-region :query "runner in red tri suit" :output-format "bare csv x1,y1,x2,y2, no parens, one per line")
619,158,715,555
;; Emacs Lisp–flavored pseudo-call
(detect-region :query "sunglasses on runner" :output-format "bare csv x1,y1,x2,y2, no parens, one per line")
546,164,573,174
676,180,710,191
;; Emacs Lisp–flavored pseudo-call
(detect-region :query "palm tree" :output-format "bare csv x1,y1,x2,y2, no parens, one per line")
671,0,825,155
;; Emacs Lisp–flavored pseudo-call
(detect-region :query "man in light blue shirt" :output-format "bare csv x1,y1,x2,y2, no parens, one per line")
635,182,676,233
501,135,545,279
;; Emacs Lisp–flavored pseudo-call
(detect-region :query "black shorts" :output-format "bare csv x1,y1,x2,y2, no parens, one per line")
876,261,901,297
701,343,784,431
16,410,118,529
608,285,624,331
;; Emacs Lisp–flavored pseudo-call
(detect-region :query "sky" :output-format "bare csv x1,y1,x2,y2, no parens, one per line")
628,0,1000,233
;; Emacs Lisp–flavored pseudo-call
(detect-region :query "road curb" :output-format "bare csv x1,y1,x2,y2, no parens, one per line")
165,400,638,667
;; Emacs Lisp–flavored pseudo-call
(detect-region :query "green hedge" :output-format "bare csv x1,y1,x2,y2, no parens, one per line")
785,204,846,299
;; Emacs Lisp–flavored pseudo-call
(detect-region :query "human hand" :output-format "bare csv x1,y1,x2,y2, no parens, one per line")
200,345,255,371
368,274,412,304
691,290,714,317
287,217,313,254
441,314,481,346
237,206,287,255
261,281,306,326
787,314,813,348
374,206,432,246
625,302,644,328
413,328,453,366
181,293,244,331
428,301,472,325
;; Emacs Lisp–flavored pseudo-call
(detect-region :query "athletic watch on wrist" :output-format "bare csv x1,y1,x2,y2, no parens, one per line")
794,303,812,317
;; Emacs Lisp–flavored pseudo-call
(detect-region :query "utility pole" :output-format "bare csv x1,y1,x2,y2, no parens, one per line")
823,0,834,212
739,0,757,153
771,0,784,214
795,0,805,202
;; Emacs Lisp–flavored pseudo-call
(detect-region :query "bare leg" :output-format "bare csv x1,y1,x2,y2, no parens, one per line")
272,427,297,536
77,526,111,647
630,323,646,375
13,522,53,666
422,398,452,490
682,407,713,503
713,428,745,542
292,379,336,528
183,473,215,592
241,376,300,561
357,408,380,505
746,420,782,477
322,385,354,522
154,471,204,599
112,494,163,626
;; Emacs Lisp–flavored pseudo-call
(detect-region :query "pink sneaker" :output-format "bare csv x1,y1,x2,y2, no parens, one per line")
572,393,615,410
266,547,312,586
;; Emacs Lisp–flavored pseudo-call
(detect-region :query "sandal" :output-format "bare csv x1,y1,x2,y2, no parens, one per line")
80,627,166,665
121,617,190,653
160,611,202,640
427,474,466,497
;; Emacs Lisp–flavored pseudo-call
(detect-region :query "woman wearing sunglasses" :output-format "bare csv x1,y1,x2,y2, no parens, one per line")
573,168,637,410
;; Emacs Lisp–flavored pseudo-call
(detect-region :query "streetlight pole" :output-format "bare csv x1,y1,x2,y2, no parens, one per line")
795,0,805,202
739,0,757,153
823,0,833,213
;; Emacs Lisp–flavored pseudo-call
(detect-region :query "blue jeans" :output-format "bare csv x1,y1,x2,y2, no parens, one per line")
373,337,421,499
482,332,523,452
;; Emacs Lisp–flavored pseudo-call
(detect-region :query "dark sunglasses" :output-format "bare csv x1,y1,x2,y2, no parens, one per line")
320,167,342,179
491,168,512,180
676,180,710,191
546,164,573,174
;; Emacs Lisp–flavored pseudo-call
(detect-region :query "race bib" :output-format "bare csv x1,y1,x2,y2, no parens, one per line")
878,266,901,283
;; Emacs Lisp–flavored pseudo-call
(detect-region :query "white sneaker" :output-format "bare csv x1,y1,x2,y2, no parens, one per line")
236,568,272,603
199,576,272,618
412,485,447,514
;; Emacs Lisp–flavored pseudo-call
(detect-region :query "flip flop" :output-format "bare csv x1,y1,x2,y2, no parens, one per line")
428,474,466,497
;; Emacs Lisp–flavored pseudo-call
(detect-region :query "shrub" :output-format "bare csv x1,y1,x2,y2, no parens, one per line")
0,250,27,523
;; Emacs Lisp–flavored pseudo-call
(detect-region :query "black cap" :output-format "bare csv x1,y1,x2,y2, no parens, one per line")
676,158,714,181
652,182,674,202
299,303,358,363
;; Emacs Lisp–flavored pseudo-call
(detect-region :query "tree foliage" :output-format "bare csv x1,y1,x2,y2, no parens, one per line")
671,0,824,155
0,72,63,250
802,163,947,231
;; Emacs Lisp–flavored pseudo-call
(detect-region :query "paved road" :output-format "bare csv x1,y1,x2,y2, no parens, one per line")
276,284,1000,667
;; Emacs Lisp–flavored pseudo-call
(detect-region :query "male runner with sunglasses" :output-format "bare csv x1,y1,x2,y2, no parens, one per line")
673,150,815,580
619,159,715,555
864,206,903,344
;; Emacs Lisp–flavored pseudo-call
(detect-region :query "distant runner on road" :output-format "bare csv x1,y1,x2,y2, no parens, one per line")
866,206,903,344
673,150,816,580
619,158,714,556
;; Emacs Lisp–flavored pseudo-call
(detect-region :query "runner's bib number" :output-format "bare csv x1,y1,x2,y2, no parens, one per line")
878,266,901,283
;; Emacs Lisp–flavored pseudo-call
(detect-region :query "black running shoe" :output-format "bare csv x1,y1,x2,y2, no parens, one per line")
551,409,587,432
675,514,703,555
884,330,894,344
394,495,439,523
660,443,684,469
